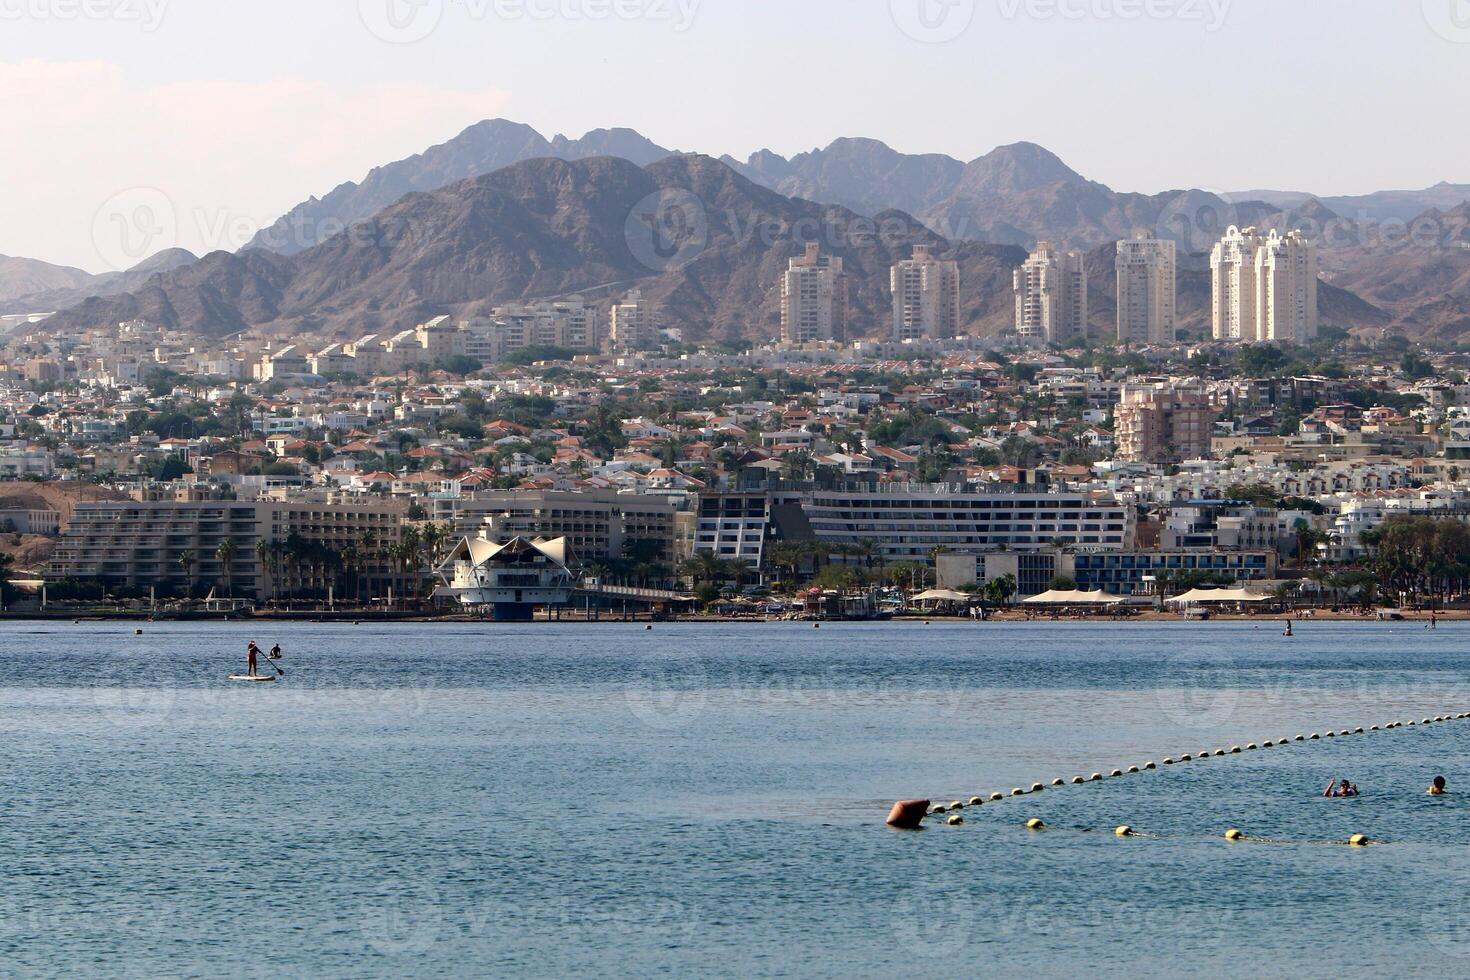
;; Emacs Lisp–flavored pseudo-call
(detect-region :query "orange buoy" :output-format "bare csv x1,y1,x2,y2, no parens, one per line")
886,799,930,829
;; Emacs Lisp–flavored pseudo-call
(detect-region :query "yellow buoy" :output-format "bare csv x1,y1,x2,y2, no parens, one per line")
1110,769,1123,777
1354,727,1364,734
1025,818,1045,830
1325,731,1336,738
1263,740,1274,747
1071,776,1085,784
990,792,1004,802
1230,746,1242,753
968,796,984,807
134,628,143,635
1114,825,1133,837
1162,757,1175,765
1179,754,1192,762
1143,762,1156,770
1090,772,1103,781
1369,725,1379,731
1224,828,1244,841
1294,735,1305,741
930,804,947,814
1126,766,1140,774
949,800,964,810
1309,733,1320,739
1246,743,1258,750
946,814,964,826
1348,834,1369,847
1051,778,1065,787
1214,749,1226,756
1030,783,1044,793
1011,787,1026,796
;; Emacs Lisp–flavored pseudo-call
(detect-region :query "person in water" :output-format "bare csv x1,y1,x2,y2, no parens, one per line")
1429,775,1448,795
269,643,282,660
247,640,260,676
1323,779,1359,797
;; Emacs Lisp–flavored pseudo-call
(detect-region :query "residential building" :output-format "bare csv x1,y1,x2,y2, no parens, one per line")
1255,230,1318,344
891,244,960,342
463,300,601,361
1212,226,1318,343
1013,242,1087,344
608,289,658,352
1114,383,1213,463
780,244,847,346
1115,235,1176,344
1211,225,1262,341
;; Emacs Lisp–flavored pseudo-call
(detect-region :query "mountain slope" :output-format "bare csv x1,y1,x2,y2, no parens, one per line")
0,255,97,308
1,249,199,314
45,156,1028,342
246,120,675,255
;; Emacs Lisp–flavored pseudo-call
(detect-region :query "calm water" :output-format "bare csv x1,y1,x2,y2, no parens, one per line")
3,620,1470,977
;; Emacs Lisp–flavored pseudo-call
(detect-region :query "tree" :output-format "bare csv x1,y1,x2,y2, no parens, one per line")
215,537,237,597
177,549,196,591
985,574,1017,607
1047,575,1078,591
255,539,273,601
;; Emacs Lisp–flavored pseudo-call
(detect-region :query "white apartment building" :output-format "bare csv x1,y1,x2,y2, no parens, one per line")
1211,225,1261,341
1212,226,1318,343
1255,230,1319,344
780,244,846,346
1115,235,1176,344
891,244,960,342
463,300,601,361
1013,242,1087,344
608,289,658,352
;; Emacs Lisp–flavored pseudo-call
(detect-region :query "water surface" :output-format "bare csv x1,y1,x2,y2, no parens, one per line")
2,621,1468,977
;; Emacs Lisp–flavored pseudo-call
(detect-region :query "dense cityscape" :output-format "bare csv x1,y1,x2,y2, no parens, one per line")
1,223,1463,619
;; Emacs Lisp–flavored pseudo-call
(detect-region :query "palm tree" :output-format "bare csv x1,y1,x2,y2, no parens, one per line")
681,551,725,587
255,539,272,602
177,549,195,594
215,537,237,597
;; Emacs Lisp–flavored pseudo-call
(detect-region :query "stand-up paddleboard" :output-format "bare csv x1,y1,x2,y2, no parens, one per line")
227,673,277,682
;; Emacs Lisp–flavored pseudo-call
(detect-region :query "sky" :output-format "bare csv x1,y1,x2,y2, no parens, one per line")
4,0,1470,272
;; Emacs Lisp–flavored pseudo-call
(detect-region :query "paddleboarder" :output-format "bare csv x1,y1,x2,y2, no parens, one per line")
247,640,260,677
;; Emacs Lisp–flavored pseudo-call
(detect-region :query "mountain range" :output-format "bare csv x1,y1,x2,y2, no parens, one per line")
14,119,1470,342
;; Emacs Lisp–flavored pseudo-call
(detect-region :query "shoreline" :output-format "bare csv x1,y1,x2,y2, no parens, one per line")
0,609,1454,624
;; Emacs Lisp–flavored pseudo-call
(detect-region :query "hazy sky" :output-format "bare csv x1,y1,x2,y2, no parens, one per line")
4,0,1469,272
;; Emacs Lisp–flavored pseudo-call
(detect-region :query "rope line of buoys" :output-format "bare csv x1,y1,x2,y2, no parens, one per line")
892,709,1470,825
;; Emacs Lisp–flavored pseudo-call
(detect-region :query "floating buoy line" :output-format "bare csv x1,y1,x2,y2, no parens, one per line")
885,710,1470,835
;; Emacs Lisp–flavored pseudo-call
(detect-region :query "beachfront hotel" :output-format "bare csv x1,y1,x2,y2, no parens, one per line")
799,482,1134,562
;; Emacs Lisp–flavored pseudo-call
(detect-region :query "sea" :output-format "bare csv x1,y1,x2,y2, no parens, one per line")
2,619,1469,978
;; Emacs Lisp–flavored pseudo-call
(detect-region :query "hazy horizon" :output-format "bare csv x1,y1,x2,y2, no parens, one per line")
5,0,1470,272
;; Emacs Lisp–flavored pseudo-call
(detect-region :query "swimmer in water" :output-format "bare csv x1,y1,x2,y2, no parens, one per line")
1429,775,1447,795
